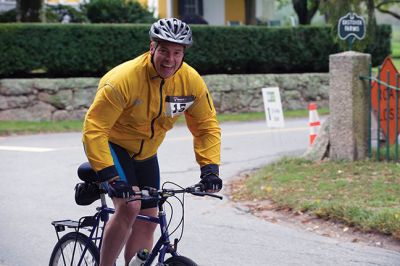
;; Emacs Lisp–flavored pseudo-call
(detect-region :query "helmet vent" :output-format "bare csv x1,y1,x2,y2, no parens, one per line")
149,18,193,47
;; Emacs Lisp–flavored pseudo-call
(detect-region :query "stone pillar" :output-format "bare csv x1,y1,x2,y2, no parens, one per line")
329,51,371,161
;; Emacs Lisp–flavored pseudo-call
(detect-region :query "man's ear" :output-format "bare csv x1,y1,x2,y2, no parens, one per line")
150,41,157,55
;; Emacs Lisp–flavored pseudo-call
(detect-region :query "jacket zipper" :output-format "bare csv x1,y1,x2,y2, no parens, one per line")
133,79,164,159
150,79,165,139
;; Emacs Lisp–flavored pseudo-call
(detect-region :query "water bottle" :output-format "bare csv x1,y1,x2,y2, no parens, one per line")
128,249,149,266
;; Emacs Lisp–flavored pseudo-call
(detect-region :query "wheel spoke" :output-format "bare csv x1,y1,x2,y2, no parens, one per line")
49,232,99,266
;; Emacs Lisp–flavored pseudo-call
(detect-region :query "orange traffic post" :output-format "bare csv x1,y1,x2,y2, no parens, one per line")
309,102,321,146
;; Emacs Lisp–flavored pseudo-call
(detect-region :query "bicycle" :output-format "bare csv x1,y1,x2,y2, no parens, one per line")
49,162,223,266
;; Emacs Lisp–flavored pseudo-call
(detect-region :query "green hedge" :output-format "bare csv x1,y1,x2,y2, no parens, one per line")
189,26,340,74
0,23,391,77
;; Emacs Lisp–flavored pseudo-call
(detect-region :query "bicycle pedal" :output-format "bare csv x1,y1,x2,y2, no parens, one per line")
173,238,178,252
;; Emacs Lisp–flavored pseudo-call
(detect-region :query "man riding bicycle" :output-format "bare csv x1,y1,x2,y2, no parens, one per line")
82,18,222,266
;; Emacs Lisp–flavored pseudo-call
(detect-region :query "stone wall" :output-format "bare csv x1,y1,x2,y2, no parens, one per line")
0,73,329,121
203,73,329,113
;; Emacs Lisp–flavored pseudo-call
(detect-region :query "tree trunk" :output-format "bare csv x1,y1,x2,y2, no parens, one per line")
293,0,308,24
292,0,320,25
367,0,376,24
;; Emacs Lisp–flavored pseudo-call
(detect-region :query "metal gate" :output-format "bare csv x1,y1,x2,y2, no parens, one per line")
363,61,400,161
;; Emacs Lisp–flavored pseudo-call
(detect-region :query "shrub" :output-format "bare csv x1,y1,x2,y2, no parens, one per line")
0,24,391,77
0,9,17,22
45,4,88,23
83,0,156,23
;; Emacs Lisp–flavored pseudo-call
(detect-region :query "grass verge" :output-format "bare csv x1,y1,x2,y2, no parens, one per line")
0,120,84,135
392,25,400,59
232,157,400,239
392,42,400,59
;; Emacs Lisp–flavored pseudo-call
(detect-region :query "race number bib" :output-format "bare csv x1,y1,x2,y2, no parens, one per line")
165,96,195,117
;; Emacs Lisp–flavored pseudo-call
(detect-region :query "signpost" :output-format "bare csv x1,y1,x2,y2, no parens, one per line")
337,12,366,50
262,87,284,128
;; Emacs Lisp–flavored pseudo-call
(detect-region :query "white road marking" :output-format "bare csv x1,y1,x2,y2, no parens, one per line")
0,146,55,152
165,126,308,141
222,126,308,137
0,127,308,151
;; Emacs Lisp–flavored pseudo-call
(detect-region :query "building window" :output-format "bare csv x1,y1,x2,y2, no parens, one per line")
179,0,206,24
179,0,203,16
184,0,197,15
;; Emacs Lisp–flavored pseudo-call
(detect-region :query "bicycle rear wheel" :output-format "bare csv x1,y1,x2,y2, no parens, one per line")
164,255,198,266
49,232,99,266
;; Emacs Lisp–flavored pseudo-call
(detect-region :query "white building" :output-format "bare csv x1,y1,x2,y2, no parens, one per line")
0,0,282,26
0,0,88,12
0,0,15,12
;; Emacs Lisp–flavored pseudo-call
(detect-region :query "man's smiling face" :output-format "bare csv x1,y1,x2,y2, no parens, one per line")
150,41,185,79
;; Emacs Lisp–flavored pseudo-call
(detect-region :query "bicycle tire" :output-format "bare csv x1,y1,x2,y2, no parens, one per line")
164,255,198,266
49,232,100,266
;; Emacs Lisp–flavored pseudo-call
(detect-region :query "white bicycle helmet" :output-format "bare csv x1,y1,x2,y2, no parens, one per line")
149,18,193,47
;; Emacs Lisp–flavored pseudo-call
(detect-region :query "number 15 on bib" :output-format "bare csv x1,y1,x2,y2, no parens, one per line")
165,96,195,117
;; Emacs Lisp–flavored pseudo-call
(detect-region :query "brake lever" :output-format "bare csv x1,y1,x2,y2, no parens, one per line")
206,193,223,200
192,192,223,200
126,198,140,203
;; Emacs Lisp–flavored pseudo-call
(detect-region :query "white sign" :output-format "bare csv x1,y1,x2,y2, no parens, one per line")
262,87,284,128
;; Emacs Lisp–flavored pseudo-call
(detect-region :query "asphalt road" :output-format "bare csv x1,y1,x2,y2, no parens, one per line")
0,119,399,266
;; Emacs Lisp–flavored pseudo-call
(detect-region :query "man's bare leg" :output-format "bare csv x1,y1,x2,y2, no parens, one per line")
124,207,158,265
99,197,141,266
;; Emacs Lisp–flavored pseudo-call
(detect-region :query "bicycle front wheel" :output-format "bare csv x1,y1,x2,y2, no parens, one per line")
164,255,198,266
49,232,99,266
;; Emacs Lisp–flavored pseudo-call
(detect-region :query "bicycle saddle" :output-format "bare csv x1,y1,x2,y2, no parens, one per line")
77,162,98,183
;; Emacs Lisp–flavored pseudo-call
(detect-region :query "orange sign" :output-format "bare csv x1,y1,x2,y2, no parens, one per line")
371,57,400,144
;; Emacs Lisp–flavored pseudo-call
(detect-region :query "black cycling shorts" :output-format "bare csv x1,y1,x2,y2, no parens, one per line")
106,142,160,209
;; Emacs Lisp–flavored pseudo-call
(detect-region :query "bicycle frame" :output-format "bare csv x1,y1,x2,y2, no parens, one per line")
52,193,179,266
140,197,180,266
51,181,222,266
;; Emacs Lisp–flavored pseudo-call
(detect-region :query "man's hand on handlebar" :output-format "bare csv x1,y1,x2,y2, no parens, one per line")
199,173,222,193
199,164,222,193
108,179,135,198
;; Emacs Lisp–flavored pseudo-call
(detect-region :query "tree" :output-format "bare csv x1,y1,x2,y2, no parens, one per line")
319,0,366,26
375,0,400,20
319,0,377,52
83,0,156,23
16,0,44,22
292,0,320,25
318,0,378,33
277,0,321,25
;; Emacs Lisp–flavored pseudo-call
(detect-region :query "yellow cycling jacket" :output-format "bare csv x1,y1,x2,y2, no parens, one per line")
82,51,221,181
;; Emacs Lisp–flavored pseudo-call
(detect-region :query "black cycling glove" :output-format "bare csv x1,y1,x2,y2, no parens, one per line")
108,180,135,198
200,164,222,192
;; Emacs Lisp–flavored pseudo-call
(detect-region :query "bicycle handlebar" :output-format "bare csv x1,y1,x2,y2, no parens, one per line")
187,184,223,200
126,183,223,203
